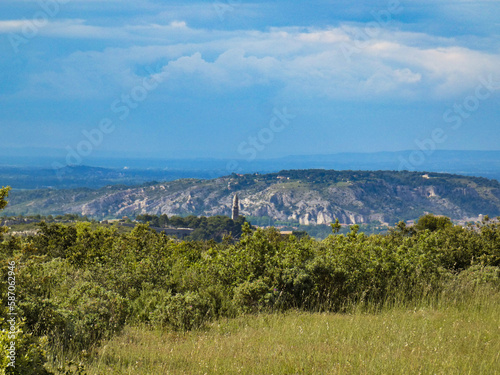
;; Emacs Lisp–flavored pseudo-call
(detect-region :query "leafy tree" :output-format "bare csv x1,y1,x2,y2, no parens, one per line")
0,188,54,374
415,214,453,232
0,186,10,211
1,186,11,239
136,214,249,242
330,219,341,234
31,222,78,258
389,220,416,237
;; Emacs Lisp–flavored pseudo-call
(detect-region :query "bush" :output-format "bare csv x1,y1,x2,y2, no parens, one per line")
232,279,273,313
60,282,128,351
130,288,213,331
0,317,52,375
415,214,453,232
456,265,500,287
165,292,213,330
129,287,174,327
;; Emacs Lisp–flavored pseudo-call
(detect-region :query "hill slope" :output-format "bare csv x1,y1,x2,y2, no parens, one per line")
4,170,500,224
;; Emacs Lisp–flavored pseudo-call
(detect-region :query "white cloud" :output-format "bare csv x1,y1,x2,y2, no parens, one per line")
0,18,200,41
8,21,500,101
0,20,30,32
394,68,421,84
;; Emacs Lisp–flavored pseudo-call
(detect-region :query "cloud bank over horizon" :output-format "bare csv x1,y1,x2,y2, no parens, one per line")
1,0,499,161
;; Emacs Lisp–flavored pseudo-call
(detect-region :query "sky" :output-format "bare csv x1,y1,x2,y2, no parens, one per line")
0,0,499,167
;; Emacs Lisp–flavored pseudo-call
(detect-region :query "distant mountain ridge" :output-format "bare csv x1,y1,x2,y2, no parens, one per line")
4,170,500,225
1,150,500,190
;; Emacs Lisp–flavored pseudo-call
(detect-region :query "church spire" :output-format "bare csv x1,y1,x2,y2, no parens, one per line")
232,194,239,220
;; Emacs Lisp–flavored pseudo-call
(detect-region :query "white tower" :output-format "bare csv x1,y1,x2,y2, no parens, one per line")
231,194,239,220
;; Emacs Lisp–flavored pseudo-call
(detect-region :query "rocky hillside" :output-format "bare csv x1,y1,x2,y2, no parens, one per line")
4,170,500,225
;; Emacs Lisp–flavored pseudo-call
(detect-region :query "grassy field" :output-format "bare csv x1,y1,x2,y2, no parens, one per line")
83,289,500,375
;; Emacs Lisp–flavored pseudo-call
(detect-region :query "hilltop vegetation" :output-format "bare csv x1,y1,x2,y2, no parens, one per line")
3,151,500,189
136,214,248,241
1,184,500,373
4,170,500,227
0,213,249,242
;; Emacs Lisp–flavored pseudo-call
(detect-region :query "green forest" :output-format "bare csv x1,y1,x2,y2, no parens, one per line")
1,185,500,373
135,214,248,242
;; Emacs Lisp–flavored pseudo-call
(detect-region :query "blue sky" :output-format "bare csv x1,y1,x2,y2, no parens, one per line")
0,0,499,165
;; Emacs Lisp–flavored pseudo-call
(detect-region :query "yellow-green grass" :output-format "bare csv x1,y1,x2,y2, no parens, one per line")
84,290,500,375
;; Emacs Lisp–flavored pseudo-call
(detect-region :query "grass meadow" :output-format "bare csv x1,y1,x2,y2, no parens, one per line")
84,286,500,375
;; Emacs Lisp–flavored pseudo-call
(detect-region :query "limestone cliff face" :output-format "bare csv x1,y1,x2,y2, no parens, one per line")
7,171,500,224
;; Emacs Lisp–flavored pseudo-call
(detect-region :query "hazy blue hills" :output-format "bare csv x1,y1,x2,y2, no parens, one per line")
1,150,499,190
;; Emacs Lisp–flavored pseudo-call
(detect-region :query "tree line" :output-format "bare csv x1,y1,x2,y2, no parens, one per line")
136,214,248,241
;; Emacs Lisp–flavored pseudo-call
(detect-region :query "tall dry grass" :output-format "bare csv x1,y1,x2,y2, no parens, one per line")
83,283,500,375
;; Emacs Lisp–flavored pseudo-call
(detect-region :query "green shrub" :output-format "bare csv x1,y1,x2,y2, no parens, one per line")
165,292,212,330
31,223,77,259
60,282,128,351
415,214,453,232
456,265,500,287
274,267,314,310
130,288,213,331
0,317,52,375
232,279,272,313
129,287,174,327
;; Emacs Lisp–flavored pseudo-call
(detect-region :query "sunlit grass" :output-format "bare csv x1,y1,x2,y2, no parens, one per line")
85,288,500,375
